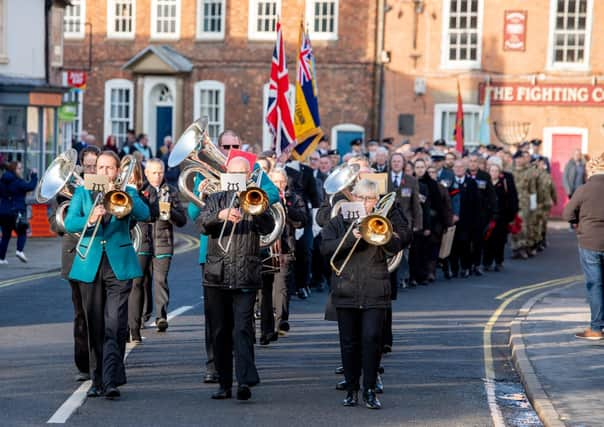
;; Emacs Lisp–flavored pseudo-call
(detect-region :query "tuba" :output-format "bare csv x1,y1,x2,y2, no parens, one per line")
35,148,83,233
169,117,226,209
171,117,284,248
324,163,361,218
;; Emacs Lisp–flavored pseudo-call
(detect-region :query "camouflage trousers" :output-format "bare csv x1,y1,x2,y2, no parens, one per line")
511,208,536,250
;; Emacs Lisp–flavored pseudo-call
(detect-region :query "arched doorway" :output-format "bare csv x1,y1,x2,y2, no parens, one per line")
152,83,173,154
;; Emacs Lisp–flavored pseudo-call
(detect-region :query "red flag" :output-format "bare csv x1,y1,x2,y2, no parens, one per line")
265,21,296,158
454,80,464,152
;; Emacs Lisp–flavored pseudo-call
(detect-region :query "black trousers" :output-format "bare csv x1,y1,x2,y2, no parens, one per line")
152,257,171,320
79,254,131,389
449,234,472,273
261,274,275,337
471,229,485,268
337,307,386,391
483,222,508,267
272,254,293,328
201,264,216,376
204,287,260,389
409,232,431,283
129,255,171,333
130,254,153,326
69,279,89,374
311,235,329,287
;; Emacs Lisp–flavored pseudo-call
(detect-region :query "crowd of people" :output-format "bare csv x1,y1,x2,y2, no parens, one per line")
22,124,587,409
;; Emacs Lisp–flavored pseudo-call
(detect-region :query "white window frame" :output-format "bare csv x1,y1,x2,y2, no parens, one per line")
196,0,226,40
64,0,86,39
440,0,483,70
546,0,593,71
193,80,225,143
150,0,181,40
261,82,295,150
104,79,134,144
330,123,364,150
107,0,136,39
248,0,281,41
433,103,481,147
306,0,338,41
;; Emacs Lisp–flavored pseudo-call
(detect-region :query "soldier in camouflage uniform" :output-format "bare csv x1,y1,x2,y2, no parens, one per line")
536,156,557,250
511,150,538,259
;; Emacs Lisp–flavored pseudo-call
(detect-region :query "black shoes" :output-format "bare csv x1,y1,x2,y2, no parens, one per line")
211,387,232,399
461,269,471,278
494,264,503,272
382,345,392,354
363,389,382,409
156,318,168,332
86,385,103,398
336,380,348,391
204,372,219,383
342,390,358,407
104,386,120,400
260,332,279,345
335,366,344,375
236,384,251,400
75,371,90,382
375,375,384,394
473,266,483,276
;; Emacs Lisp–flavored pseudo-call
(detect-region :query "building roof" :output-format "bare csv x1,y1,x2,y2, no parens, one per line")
122,45,193,73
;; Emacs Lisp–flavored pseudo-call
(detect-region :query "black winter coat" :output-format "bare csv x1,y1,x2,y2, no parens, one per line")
138,182,187,256
198,190,275,290
320,208,407,309
0,170,37,215
468,169,497,227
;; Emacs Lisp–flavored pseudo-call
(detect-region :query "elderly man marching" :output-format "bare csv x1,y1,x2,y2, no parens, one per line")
64,151,150,399
197,156,275,401
128,158,187,341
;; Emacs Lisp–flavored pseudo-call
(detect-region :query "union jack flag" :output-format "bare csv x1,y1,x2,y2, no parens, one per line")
266,21,296,157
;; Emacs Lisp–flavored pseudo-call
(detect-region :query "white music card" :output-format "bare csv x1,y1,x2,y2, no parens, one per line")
220,173,247,192
84,174,109,192
340,202,366,221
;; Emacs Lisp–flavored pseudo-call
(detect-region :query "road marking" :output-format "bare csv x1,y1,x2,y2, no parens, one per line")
0,271,60,289
47,380,91,424
0,233,197,291
147,305,195,327
483,275,581,426
46,303,199,424
495,274,582,300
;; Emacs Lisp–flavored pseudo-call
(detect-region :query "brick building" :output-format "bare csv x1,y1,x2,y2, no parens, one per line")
382,0,604,216
62,0,381,156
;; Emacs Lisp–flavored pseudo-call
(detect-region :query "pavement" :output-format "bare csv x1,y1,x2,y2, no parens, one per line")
0,232,198,282
510,257,604,426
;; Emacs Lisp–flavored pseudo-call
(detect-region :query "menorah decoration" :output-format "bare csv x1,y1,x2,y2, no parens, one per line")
493,121,531,146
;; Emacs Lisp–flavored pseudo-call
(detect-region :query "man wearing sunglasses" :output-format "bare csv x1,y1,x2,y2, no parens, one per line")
188,130,280,384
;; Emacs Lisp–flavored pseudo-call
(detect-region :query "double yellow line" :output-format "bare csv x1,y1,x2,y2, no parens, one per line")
483,274,582,424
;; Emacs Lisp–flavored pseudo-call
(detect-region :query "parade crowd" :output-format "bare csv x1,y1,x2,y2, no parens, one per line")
4,125,588,409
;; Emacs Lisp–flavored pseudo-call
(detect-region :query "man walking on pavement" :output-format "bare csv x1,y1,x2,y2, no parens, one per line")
564,152,604,340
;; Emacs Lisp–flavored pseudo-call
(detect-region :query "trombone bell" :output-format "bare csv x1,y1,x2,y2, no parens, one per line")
104,190,133,219
240,188,269,216
360,215,393,246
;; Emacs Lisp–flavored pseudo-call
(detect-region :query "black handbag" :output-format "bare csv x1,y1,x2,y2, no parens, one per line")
15,212,29,232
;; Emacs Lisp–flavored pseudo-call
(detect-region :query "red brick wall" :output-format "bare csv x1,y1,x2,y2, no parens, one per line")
63,0,379,151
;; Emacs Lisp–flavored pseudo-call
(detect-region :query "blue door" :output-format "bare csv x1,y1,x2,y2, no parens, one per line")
156,106,173,154
336,130,364,158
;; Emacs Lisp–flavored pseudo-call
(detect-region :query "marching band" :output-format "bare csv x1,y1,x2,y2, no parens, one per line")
37,118,417,408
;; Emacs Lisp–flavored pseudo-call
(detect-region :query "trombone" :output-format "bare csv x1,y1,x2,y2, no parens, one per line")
217,169,269,253
329,192,396,277
75,156,137,259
